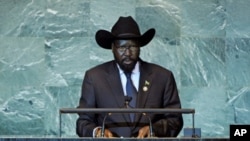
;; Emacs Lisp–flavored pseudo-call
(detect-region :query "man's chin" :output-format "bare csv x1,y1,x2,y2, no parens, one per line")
120,63,135,73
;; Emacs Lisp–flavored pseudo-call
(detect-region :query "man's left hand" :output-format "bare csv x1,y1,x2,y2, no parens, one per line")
137,126,150,138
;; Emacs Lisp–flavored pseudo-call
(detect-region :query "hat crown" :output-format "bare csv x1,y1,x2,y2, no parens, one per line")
111,16,141,38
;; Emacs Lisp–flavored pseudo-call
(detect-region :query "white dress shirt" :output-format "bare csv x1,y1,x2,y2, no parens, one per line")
117,62,140,94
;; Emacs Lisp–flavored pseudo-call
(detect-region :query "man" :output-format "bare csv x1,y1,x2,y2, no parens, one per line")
76,16,183,138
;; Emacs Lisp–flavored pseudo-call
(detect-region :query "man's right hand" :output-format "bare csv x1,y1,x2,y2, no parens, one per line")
96,128,114,138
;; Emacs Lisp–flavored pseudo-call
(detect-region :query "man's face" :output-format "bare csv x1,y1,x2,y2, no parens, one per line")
112,39,140,73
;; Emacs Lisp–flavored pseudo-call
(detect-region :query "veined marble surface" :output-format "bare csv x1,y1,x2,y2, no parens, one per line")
0,0,250,138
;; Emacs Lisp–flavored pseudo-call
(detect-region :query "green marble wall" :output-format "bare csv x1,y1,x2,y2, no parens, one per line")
0,0,250,138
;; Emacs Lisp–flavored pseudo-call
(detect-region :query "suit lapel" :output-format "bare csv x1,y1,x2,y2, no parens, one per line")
137,61,153,108
135,61,153,122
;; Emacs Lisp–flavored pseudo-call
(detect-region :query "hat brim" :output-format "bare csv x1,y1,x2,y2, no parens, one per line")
95,28,155,49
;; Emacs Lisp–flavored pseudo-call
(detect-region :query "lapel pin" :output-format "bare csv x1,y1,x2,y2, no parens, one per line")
143,86,148,92
145,80,150,86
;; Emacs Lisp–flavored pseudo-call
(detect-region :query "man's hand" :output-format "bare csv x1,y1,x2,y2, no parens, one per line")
96,128,114,138
137,126,150,138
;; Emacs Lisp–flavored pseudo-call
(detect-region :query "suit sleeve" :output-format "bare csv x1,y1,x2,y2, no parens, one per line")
76,71,97,137
152,72,183,137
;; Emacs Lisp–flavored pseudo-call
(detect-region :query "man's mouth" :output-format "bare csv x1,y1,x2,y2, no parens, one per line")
123,58,133,65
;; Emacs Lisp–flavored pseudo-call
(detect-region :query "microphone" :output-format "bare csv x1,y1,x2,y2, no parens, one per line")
142,113,154,137
124,96,132,108
101,112,112,137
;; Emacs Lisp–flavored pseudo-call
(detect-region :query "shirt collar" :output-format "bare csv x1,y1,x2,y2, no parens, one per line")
117,61,140,75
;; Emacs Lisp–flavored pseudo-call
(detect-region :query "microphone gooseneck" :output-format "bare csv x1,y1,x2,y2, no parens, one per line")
101,112,112,137
142,113,154,137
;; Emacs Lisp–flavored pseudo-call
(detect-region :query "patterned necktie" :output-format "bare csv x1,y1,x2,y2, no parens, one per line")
125,72,137,122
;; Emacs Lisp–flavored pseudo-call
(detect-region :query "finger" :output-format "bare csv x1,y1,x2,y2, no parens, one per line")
107,132,113,138
137,131,146,138
137,134,145,138
96,129,101,138
147,132,151,137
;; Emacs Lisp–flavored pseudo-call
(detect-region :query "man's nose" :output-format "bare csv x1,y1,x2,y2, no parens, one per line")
123,48,131,55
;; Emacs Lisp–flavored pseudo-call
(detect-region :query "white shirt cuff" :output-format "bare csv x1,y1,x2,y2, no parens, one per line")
92,126,102,137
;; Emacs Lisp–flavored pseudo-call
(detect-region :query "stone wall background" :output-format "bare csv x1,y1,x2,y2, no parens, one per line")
0,0,250,138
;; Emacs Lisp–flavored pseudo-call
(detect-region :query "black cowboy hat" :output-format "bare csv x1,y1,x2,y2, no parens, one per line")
95,16,155,49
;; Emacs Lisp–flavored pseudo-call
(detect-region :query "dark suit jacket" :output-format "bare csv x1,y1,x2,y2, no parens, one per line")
76,59,183,137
